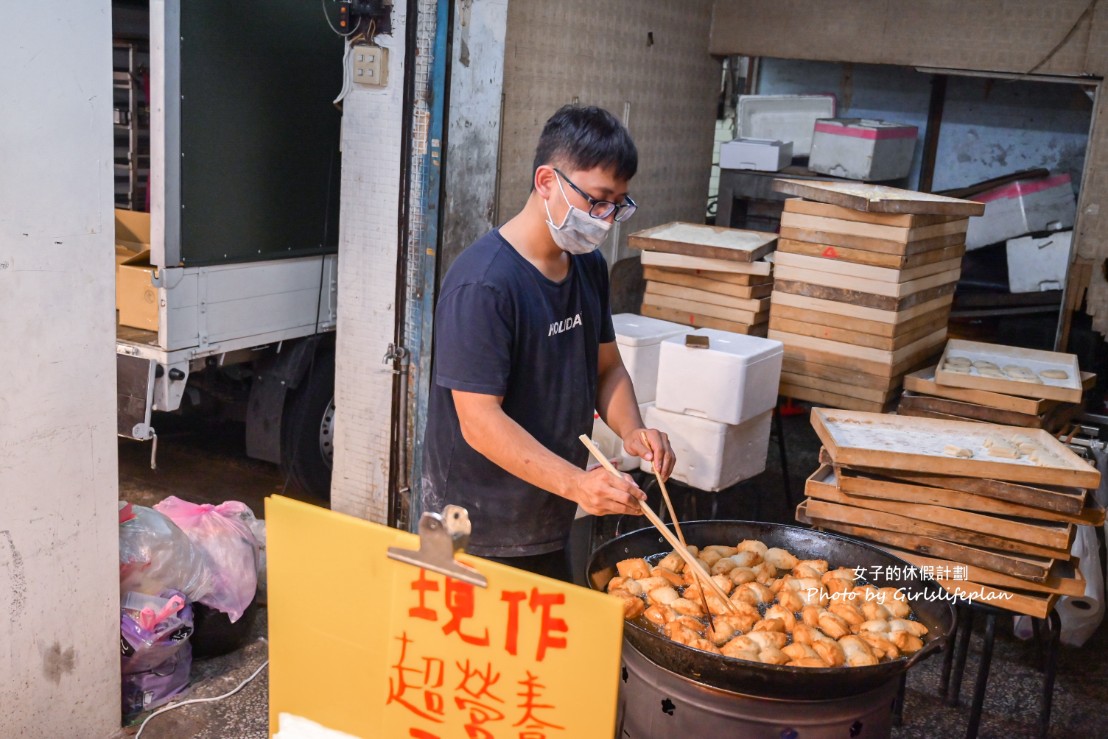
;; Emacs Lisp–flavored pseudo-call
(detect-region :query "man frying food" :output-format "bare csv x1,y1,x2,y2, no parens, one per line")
421,105,676,582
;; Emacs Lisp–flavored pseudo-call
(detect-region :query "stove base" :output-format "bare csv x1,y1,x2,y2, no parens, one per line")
616,642,899,738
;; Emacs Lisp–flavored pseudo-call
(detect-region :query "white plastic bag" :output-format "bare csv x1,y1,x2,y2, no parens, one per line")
119,505,214,602
154,497,260,623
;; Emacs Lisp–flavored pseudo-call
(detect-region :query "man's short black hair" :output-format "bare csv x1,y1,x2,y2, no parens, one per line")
532,105,638,183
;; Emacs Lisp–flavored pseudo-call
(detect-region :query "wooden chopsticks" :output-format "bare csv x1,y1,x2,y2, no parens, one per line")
640,430,685,547
579,434,738,615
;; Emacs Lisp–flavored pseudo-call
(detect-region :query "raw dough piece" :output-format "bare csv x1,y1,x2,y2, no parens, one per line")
1004,365,1031,374
1040,369,1070,380
987,445,1020,459
973,360,998,370
943,445,973,458
943,364,971,374
978,368,1005,378
945,356,972,367
1017,443,1038,454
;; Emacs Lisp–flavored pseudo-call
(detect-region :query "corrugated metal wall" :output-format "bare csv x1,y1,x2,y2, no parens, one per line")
498,0,721,266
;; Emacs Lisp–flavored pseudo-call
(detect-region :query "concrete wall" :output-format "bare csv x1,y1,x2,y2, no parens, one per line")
330,8,409,522
0,3,121,736
498,0,720,266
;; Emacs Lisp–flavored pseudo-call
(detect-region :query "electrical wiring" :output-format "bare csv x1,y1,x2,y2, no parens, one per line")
321,0,362,38
133,646,270,739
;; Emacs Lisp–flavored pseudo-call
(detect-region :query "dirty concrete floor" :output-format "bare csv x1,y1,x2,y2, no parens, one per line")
116,410,1108,738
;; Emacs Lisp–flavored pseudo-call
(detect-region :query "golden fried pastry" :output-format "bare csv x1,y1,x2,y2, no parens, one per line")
651,566,684,588
647,586,680,606
765,547,800,570
839,635,878,667
616,558,651,580
643,603,675,626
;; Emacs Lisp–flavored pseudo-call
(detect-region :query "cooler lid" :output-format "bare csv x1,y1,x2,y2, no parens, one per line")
663,327,783,361
613,313,689,347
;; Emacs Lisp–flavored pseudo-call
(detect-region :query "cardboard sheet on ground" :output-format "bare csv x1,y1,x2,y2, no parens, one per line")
266,496,623,739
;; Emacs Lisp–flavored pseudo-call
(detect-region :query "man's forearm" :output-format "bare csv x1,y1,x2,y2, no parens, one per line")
459,404,583,499
596,364,644,440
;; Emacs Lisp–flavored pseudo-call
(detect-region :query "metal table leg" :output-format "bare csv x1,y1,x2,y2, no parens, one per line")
1038,610,1061,738
946,605,975,706
893,672,907,727
940,603,962,698
965,610,998,738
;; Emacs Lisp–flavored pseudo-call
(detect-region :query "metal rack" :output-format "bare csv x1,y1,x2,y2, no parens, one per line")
113,40,149,210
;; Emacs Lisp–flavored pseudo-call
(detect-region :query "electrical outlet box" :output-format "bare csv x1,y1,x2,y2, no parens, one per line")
352,44,388,87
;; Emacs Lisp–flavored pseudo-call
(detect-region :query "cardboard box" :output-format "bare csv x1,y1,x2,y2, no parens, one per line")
642,406,772,491
115,208,150,251
613,313,689,403
1006,230,1072,293
116,250,158,331
965,174,1075,250
719,137,793,172
655,328,783,425
808,118,918,181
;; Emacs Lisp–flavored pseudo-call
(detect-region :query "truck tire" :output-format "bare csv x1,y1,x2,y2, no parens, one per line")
280,349,335,499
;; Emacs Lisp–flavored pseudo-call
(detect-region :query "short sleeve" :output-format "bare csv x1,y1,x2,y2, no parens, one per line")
433,282,513,395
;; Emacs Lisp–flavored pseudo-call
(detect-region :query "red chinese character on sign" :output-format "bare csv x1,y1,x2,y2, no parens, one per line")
410,570,440,621
387,632,446,724
513,670,564,734
501,590,528,656
500,588,569,661
443,578,490,646
454,658,505,737
528,589,568,662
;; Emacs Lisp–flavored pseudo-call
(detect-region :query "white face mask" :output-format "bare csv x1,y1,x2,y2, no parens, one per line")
544,174,611,255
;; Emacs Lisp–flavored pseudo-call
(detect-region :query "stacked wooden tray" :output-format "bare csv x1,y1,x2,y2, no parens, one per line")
796,409,1104,618
767,180,984,412
630,222,775,336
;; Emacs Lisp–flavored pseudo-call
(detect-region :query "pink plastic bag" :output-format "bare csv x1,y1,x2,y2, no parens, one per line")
154,497,260,623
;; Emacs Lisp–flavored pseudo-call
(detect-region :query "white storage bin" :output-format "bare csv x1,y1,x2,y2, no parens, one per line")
737,94,836,156
808,118,918,182
1006,230,1072,293
655,328,783,425
642,406,772,492
592,403,654,472
613,313,688,403
965,174,1075,250
719,138,793,172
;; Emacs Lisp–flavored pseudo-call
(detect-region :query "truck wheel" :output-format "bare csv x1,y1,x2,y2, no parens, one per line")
280,350,335,499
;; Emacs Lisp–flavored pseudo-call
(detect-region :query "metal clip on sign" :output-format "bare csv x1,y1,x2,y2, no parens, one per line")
387,505,489,588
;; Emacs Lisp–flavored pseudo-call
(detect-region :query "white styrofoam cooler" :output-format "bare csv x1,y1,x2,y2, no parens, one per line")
1006,230,1073,293
655,328,783,425
736,94,836,156
642,406,773,492
808,118,918,182
719,138,793,172
965,174,1076,250
591,403,655,472
613,313,688,403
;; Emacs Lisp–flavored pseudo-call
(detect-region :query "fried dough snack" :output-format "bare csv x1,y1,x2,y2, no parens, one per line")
608,541,927,669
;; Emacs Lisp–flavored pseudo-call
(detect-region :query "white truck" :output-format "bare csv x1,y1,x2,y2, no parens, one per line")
113,0,353,497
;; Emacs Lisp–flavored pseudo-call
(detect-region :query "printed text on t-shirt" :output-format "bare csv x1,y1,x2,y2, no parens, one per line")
548,313,583,336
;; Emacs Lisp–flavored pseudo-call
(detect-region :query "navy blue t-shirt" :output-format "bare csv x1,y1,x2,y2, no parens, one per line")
420,229,616,556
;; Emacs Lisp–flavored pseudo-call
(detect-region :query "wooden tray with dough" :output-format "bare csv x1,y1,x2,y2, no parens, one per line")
905,366,1051,415
935,339,1083,403
772,179,986,217
821,463,1104,527
640,249,773,276
795,501,1054,581
803,466,1074,551
818,448,1089,515
810,408,1101,489
629,222,776,263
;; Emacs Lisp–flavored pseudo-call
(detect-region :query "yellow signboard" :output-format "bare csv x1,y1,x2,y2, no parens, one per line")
266,496,623,738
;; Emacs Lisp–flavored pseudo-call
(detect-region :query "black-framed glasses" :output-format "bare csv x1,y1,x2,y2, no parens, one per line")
553,168,638,222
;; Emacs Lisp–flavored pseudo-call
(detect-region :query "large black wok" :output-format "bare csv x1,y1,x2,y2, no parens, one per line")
587,520,955,700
